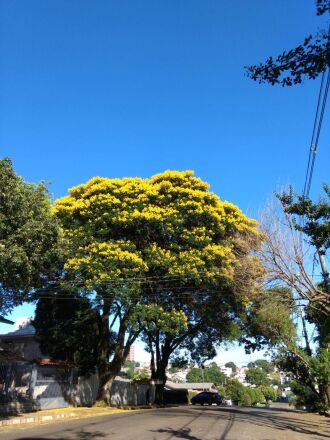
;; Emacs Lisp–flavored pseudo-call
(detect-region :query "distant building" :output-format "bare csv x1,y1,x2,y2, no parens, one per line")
220,366,233,377
127,345,135,362
232,367,248,384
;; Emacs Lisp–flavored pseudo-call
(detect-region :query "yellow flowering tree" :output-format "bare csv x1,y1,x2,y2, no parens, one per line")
55,170,263,402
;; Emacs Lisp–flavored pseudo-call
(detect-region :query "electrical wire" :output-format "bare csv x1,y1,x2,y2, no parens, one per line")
303,25,330,198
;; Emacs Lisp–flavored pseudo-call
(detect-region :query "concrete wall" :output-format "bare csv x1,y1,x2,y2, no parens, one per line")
0,364,154,413
73,374,154,407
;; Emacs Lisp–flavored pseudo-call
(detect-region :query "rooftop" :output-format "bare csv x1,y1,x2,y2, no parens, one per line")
0,324,36,339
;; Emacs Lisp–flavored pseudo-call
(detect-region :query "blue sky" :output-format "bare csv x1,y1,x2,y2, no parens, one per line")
0,1,329,362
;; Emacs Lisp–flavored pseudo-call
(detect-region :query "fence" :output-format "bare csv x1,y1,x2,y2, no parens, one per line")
0,363,154,414
0,363,73,411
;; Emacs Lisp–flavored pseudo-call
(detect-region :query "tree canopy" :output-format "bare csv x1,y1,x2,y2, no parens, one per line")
245,367,270,387
0,158,62,314
278,185,330,252
225,361,237,372
186,365,226,385
33,292,102,375
54,170,263,401
246,1,330,86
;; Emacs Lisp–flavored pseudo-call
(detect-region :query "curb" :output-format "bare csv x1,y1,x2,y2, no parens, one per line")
0,412,79,427
0,406,155,428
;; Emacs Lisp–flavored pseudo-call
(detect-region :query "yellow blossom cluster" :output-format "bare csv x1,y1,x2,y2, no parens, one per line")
131,304,188,334
55,170,261,292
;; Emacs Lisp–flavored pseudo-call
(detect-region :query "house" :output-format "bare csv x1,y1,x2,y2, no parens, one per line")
0,320,43,361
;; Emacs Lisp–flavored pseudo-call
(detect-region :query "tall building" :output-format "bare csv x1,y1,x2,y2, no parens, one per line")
127,345,135,362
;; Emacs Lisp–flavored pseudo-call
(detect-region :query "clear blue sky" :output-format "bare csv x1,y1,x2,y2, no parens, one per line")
0,1,329,360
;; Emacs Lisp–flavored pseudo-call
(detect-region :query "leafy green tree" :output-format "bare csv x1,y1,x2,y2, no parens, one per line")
241,287,297,353
259,385,277,402
246,1,330,86
0,158,62,314
243,287,330,413
245,368,270,387
245,387,265,405
278,185,330,252
225,380,247,404
186,366,226,385
224,361,237,373
253,359,274,374
33,293,103,375
55,170,263,402
278,185,330,297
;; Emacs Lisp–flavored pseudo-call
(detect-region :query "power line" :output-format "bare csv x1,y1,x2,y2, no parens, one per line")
303,35,330,198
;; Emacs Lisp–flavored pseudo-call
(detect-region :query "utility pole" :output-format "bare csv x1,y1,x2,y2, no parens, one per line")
201,364,205,391
317,247,330,294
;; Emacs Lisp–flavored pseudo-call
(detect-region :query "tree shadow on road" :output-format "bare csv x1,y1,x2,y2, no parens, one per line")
17,430,107,440
151,406,329,440
206,407,330,439
152,427,202,440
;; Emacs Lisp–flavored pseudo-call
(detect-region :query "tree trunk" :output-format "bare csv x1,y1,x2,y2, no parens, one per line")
96,313,139,403
152,365,167,405
152,335,171,405
96,299,112,402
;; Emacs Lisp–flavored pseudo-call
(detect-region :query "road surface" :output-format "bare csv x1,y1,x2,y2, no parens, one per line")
0,404,329,440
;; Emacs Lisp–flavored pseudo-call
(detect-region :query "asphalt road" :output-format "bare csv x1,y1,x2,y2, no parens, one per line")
0,404,329,440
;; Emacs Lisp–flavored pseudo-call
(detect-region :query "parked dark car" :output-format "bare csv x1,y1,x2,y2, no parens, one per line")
191,391,222,406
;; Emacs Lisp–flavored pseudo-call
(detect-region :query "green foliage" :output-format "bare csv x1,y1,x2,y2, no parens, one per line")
246,1,330,86
245,388,265,405
242,288,297,353
223,380,271,406
253,359,274,373
33,294,102,375
224,361,237,372
277,347,330,413
186,365,226,385
259,386,277,402
245,368,270,387
132,368,150,381
268,371,281,387
53,170,263,399
278,185,330,251
225,380,247,404
0,158,62,313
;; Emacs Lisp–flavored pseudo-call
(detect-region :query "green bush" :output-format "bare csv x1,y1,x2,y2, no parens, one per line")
225,380,246,404
259,386,277,402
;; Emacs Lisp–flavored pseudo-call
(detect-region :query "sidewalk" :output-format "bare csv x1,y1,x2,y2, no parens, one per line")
0,406,147,428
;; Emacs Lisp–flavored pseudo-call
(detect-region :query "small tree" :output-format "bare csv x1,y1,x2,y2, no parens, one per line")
225,380,247,404
245,368,270,387
259,386,277,402
225,361,237,373
186,366,226,385
254,359,274,374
